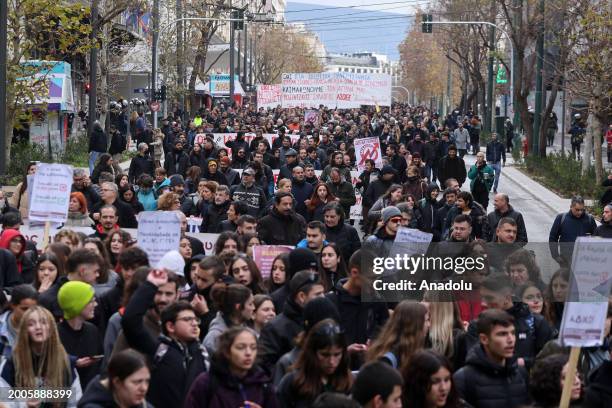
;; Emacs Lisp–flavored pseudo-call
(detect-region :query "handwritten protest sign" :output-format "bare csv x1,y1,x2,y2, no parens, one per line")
257,84,282,109
392,227,433,257
137,212,181,266
28,163,73,223
253,245,293,278
559,237,612,347
354,137,383,171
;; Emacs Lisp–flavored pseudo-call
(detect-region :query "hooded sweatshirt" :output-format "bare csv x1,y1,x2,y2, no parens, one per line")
0,229,34,283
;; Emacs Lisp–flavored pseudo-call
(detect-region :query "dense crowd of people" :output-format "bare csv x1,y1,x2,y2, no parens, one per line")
0,102,611,407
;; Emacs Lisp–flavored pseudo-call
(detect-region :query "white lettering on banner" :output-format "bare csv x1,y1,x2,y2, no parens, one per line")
354,137,384,172
257,85,282,109
29,163,73,223
560,237,612,347
137,212,182,266
280,72,392,109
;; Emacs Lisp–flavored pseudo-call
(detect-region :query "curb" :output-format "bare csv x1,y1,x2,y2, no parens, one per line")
501,165,564,217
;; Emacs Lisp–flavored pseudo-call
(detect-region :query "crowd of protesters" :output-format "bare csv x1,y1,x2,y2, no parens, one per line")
0,102,610,407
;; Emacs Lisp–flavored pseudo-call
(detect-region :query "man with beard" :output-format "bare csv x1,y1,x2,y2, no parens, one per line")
438,145,467,188
164,140,190,177
326,168,356,220
278,148,301,182
121,269,207,408
219,156,240,186
90,181,138,228
365,206,402,257
201,185,231,233
385,144,407,179
433,188,457,241
230,168,267,217
257,191,306,245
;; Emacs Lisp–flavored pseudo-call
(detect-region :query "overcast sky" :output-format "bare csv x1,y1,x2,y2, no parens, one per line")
287,0,429,15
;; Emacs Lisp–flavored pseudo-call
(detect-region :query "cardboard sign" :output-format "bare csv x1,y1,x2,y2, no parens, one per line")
559,237,612,347
252,245,293,278
28,163,73,223
137,211,182,266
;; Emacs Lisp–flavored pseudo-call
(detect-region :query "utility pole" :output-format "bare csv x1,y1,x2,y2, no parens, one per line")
151,0,159,128
243,22,248,86
485,0,495,134
533,0,544,156
237,30,241,88
249,35,254,86
176,0,183,120
0,0,7,174
512,0,521,137
88,0,99,142
229,0,235,105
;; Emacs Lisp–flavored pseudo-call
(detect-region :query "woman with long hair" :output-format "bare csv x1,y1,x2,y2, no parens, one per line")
241,233,262,259
504,248,545,289
185,327,278,408
544,268,570,331
120,185,145,214
277,319,353,407
104,229,133,270
65,191,95,227
402,350,463,408
319,243,347,293
367,184,404,224
214,231,243,256
202,283,255,354
516,281,546,316
530,353,582,407
185,165,202,195
91,153,116,185
83,237,119,296
34,253,64,294
0,306,82,403
367,301,429,373
421,291,464,363
79,349,152,407
306,183,337,222
230,253,266,295
9,162,37,219
265,253,289,294
157,192,181,211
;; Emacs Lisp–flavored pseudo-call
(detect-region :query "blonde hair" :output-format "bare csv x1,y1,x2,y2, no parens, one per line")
422,291,463,358
157,192,179,211
13,306,70,389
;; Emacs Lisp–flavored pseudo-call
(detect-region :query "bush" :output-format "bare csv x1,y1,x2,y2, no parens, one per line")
523,152,604,199
0,141,48,185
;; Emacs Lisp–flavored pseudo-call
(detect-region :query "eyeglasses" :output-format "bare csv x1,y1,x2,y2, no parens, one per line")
389,217,403,223
176,316,201,324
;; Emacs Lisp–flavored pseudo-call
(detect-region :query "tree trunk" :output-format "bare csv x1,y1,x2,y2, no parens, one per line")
582,114,593,175
591,97,604,185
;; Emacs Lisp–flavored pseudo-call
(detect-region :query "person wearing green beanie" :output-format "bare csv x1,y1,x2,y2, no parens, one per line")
57,281,103,390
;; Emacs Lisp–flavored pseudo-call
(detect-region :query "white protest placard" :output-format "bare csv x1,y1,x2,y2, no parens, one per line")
392,227,433,257
28,163,73,223
349,193,363,220
186,217,203,233
137,211,182,266
559,237,612,347
354,137,383,172
304,109,318,124
257,84,282,109
186,232,220,255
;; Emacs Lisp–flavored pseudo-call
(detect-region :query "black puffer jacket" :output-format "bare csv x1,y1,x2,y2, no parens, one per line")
257,298,304,375
585,360,612,407
486,205,528,242
257,207,306,245
453,345,529,408
89,125,107,153
324,222,361,263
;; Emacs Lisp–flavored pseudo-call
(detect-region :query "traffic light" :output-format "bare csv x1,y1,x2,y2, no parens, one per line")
232,10,244,30
160,85,167,101
422,14,433,33
85,83,91,94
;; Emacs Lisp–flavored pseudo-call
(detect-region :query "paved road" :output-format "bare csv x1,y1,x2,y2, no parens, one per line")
462,155,556,243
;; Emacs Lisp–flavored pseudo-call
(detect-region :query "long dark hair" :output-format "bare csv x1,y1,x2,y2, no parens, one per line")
229,253,266,294
19,162,37,196
266,252,289,292
33,253,64,291
107,349,149,392
210,283,252,324
319,243,348,292
291,319,352,401
307,183,337,212
403,350,460,408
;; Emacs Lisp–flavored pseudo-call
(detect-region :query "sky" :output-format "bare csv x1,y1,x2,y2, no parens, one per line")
286,1,430,60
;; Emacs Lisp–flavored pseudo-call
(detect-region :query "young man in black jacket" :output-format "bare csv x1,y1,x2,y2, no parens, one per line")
121,269,208,408
454,309,529,408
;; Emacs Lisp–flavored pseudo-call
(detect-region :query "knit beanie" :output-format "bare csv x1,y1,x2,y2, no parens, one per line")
288,248,318,279
303,297,341,333
381,206,401,225
57,281,95,320
157,250,186,277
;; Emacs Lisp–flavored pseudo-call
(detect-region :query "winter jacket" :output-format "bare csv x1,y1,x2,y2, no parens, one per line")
128,154,155,184
78,375,153,408
453,128,470,150
548,210,597,263
201,312,230,354
89,126,108,153
419,184,443,233
326,279,389,346
444,202,489,240
277,370,350,408
91,163,115,185
0,229,34,284
0,311,16,361
257,299,304,375
72,184,101,212
184,359,278,408
122,281,208,408
65,212,96,228
324,222,361,264
137,189,158,211
164,150,190,177
91,198,138,229
202,200,230,233
364,226,397,258
402,177,428,201
292,180,314,220
257,208,306,246
363,178,395,208
108,130,127,156
594,220,612,238
326,180,356,218
584,360,612,407
453,345,529,408
486,205,528,242
468,163,495,192
486,140,506,163
433,203,453,242
230,182,267,217
368,197,397,222
438,155,467,187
